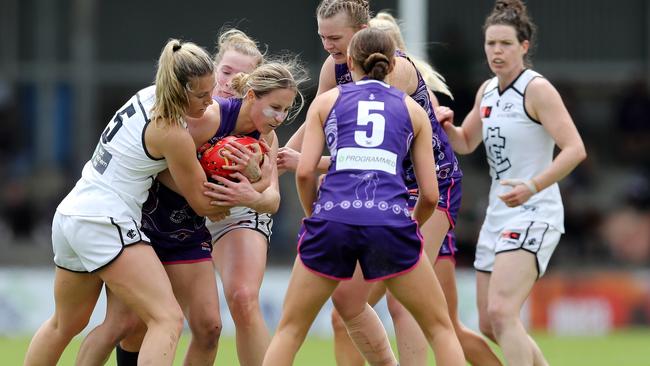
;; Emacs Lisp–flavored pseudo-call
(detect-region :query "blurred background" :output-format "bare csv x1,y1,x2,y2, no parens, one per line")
0,0,649,340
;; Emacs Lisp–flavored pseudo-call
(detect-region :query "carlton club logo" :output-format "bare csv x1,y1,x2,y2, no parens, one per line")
485,127,511,179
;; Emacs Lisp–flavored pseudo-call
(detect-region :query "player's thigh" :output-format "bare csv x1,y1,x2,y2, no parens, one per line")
103,287,144,337
53,268,104,328
214,229,267,295
165,260,220,321
331,264,372,318
279,257,339,327
434,259,459,313
420,209,451,262
98,242,180,324
476,271,491,321
490,250,538,312
366,281,387,306
385,257,452,326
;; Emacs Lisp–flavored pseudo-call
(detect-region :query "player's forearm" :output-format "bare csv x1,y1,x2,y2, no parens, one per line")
412,202,435,227
296,175,318,217
246,188,280,214
531,144,587,192
444,124,475,155
285,123,306,151
250,172,271,193
317,156,331,174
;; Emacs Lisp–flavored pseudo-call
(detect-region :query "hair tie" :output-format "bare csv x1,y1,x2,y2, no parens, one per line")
172,44,182,52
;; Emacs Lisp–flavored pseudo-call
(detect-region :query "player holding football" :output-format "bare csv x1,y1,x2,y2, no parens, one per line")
24,39,228,366
75,55,307,366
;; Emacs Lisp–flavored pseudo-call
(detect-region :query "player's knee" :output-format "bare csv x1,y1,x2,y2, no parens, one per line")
191,318,222,349
227,286,260,323
486,303,515,336
118,315,144,338
478,318,495,342
151,306,184,338
331,297,366,320
52,315,89,339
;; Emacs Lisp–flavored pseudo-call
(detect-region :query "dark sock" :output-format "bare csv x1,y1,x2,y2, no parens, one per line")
115,345,139,366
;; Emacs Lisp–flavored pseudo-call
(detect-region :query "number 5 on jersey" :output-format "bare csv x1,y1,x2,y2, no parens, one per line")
101,104,136,144
356,100,385,147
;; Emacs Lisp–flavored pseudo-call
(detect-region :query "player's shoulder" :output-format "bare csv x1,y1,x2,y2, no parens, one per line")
316,86,340,106
525,75,559,105
317,57,338,94
151,119,191,144
526,74,553,92
145,119,191,159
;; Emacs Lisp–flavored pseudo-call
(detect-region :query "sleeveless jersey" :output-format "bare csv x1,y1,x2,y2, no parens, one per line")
141,178,210,248
479,69,564,232
57,85,167,221
206,97,261,144
313,79,413,226
335,54,462,185
141,97,259,244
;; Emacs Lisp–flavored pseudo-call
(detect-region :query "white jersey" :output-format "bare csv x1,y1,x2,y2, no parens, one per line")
57,85,168,222
479,69,564,232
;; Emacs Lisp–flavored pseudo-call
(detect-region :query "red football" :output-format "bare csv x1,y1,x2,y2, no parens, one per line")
199,135,266,180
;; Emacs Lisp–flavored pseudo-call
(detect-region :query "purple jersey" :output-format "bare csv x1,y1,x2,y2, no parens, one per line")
141,180,212,263
312,79,413,226
334,54,462,184
206,97,261,144
335,63,353,85
141,97,256,259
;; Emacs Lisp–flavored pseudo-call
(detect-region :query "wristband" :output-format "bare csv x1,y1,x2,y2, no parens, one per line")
524,179,538,194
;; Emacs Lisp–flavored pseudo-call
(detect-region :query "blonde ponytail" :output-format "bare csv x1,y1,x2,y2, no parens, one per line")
152,39,214,126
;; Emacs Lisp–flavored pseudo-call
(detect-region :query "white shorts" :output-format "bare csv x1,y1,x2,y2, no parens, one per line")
52,211,149,272
473,221,561,277
206,206,273,244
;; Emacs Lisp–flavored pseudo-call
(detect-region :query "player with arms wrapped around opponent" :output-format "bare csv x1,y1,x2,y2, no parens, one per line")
262,27,465,366
24,39,229,366
74,34,307,366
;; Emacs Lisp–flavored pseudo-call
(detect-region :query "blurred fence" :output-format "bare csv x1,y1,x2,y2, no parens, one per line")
2,267,650,337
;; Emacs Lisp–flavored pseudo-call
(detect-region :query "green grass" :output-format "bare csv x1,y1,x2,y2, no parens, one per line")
4,329,650,365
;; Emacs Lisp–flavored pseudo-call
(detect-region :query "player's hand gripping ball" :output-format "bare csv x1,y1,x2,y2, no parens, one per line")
198,135,267,181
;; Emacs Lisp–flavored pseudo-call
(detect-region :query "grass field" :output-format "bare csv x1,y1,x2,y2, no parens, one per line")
3,329,650,365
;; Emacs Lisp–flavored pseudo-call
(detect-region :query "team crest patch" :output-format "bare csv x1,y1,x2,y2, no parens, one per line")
481,106,492,118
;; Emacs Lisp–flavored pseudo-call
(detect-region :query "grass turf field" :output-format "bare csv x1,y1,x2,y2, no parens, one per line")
3,329,650,365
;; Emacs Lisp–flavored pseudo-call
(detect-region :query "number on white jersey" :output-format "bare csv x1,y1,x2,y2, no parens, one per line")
101,103,136,144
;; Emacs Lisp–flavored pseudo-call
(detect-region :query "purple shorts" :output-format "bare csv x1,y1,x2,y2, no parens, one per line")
141,180,213,265
152,239,213,265
297,217,424,281
408,177,461,259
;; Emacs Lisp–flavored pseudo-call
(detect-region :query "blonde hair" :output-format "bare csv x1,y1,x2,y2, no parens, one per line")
152,39,214,126
213,28,264,67
369,12,453,99
316,0,370,29
230,56,309,122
